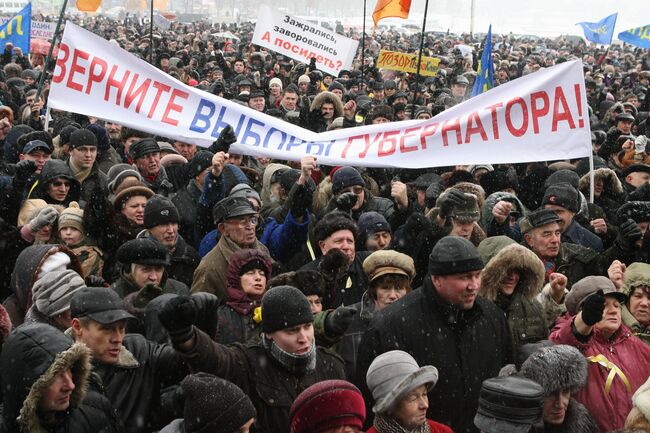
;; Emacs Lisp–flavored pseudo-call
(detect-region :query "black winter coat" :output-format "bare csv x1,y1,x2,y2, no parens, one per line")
180,329,346,433
0,324,121,433
355,278,512,433
167,236,200,287
171,180,202,248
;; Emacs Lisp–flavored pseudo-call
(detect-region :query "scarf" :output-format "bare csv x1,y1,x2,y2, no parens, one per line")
69,158,93,183
226,286,261,316
262,337,316,375
373,414,431,433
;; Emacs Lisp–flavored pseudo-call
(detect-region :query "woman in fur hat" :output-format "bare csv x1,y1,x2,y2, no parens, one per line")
479,243,548,355
519,344,598,433
215,248,273,345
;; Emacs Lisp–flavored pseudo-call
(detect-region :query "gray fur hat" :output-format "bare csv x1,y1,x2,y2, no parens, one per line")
366,350,438,414
519,345,588,395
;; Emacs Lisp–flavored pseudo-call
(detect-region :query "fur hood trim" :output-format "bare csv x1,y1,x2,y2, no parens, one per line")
480,244,545,301
519,344,588,396
310,91,343,118
18,342,91,433
578,167,624,196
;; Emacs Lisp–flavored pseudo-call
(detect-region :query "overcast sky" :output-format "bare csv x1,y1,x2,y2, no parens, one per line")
390,0,648,37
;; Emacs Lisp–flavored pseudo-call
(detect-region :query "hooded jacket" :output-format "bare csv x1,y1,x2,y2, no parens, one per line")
550,314,650,432
355,277,512,433
578,167,625,223
620,263,650,344
29,159,81,207
480,244,548,354
3,244,82,327
0,324,121,433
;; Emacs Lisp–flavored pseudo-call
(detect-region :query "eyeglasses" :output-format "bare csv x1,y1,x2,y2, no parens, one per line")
51,180,70,187
227,215,259,227
339,186,364,195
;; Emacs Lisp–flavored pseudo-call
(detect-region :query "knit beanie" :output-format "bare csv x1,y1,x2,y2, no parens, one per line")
181,373,256,433
86,124,111,150
69,129,98,149
58,125,79,146
58,202,85,234
143,195,180,229
542,183,580,213
290,380,366,433
269,77,283,90
261,286,313,333
331,167,366,194
428,236,484,276
38,252,72,280
107,163,143,194
357,211,390,248
32,269,86,317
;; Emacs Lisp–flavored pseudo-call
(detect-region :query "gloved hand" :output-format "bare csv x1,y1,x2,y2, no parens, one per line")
291,185,313,218
438,189,467,219
14,160,37,183
85,275,106,287
335,192,357,213
581,291,606,326
635,135,648,154
190,292,221,339
324,305,357,335
209,124,237,154
319,248,348,281
618,218,643,249
158,296,197,344
30,206,58,231
133,284,163,308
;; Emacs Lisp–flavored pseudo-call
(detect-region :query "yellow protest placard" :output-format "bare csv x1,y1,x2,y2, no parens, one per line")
376,50,440,77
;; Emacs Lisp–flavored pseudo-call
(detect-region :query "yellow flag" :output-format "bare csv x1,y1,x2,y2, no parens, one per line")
372,0,412,26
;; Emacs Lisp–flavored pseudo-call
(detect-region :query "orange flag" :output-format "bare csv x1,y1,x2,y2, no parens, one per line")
372,0,412,26
76,0,102,11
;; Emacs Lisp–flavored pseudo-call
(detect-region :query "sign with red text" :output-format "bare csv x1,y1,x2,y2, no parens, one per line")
251,5,359,76
376,50,440,77
48,23,592,169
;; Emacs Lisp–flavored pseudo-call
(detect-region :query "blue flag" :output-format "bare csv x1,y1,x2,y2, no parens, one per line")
0,3,31,54
618,25,650,49
471,25,494,98
576,13,617,45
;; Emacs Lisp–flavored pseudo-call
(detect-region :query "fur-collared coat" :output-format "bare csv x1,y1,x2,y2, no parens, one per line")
480,243,548,355
578,167,625,223
0,324,121,433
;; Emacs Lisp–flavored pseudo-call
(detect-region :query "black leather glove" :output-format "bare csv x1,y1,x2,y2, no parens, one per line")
618,218,643,249
190,292,221,339
14,160,37,183
291,185,313,218
324,305,357,335
209,124,237,153
335,192,357,213
309,57,317,71
438,189,467,219
158,296,197,344
581,291,606,326
85,275,106,287
319,248,348,281
133,284,164,308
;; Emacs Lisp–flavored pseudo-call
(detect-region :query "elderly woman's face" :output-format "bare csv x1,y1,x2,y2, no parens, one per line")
594,296,622,337
629,286,650,326
389,385,429,430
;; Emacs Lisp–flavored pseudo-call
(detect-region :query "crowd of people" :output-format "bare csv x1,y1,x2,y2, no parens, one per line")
0,10,649,433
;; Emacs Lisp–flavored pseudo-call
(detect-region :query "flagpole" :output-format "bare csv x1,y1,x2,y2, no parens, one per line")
411,0,429,118
361,0,366,81
149,0,154,63
34,0,68,104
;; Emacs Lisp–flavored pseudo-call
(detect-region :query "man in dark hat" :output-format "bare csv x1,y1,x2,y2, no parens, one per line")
143,196,199,286
191,196,271,300
158,286,346,433
602,111,636,160
623,163,650,196
451,75,469,103
371,81,385,105
67,128,109,208
356,236,512,433
248,89,267,112
110,237,189,299
129,137,176,196
69,287,190,433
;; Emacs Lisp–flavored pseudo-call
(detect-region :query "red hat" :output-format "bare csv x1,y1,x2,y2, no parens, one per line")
290,380,366,433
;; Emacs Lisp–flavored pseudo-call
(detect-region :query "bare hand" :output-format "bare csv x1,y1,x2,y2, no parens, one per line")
391,180,408,209
549,273,568,303
211,151,228,177
343,100,356,120
298,156,317,184
590,218,607,235
0,118,11,140
607,260,626,290
492,200,513,224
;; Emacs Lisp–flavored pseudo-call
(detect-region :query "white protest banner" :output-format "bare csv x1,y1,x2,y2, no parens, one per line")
49,23,592,169
251,5,359,76
0,18,56,40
